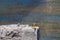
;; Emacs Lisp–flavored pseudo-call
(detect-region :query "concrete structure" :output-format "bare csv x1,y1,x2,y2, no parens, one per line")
0,24,40,40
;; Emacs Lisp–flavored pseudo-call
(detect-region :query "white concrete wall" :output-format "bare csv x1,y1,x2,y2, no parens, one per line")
0,24,39,40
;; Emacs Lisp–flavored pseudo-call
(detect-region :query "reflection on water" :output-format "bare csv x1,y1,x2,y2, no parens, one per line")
40,23,60,40
0,0,60,40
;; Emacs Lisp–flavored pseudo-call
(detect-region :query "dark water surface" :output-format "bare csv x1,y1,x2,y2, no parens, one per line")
0,0,60,40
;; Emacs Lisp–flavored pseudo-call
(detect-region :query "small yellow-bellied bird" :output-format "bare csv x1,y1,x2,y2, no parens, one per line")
32,23,37,28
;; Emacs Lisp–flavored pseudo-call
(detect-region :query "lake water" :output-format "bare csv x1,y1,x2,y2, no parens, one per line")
0,0,60,40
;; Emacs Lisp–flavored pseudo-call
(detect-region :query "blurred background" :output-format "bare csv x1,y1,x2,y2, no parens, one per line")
0,0,60,40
